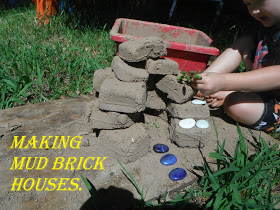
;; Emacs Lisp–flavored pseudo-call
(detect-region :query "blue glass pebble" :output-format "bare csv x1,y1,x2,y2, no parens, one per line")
169,168,187,181
160,154,177,165
153,144,169,153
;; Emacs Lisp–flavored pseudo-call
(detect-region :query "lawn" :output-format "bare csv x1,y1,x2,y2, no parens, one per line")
0,4,115,109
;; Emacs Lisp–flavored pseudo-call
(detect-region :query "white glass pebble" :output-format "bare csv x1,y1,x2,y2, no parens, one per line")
192,99,206,105
196,120,209,129
179,118,196,129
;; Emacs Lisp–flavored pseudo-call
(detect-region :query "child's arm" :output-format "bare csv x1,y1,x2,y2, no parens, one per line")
205,34,255,74
192,66,280,96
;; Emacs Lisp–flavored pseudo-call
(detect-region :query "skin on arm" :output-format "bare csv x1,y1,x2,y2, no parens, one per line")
205,34,255,74
192,66,280,126
193,34,255,107
193,66,280,96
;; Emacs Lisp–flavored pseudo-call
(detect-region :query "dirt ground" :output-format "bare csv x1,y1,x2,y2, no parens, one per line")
0,95,278,209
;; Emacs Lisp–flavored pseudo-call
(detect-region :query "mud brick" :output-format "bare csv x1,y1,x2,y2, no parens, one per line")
93,67,115,92
119,37,168,62
146,90,166,110
97,123,150,163
146,58,179,75
167,101,210,119
111,56,149,82
169,118,210,148
156,75,197,104
85,100,139,130
99,78,146,113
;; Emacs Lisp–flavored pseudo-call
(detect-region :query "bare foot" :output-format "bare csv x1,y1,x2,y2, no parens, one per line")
194,91,233,108
206,91,234,108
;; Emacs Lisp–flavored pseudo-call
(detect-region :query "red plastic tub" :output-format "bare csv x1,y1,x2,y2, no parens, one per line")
110,18,220,73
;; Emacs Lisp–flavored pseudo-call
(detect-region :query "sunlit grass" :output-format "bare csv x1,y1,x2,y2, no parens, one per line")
0,5,115,109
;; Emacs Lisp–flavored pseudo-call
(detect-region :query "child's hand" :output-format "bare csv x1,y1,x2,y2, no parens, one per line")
194,90,232,108
191,72,224,96
204,91,233,108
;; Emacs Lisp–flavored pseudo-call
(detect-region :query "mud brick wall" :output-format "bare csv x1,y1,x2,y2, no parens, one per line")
87,36,211,163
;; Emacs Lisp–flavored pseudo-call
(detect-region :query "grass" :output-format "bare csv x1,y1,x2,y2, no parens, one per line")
0,5,115,109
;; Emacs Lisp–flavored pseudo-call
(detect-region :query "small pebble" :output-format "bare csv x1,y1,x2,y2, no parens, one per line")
179,118,196,129
196,120,209,129
153,144,169,153
169,168,187,181
192,99,206,105
160,154,177,166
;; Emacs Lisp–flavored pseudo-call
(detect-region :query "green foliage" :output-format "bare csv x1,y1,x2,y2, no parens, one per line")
177,70,203,83
270,124,280,140
150,122,160,128
0,6,115,109
195,122,280,209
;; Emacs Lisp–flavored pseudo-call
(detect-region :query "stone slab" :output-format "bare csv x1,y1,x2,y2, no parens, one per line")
146,58,179,75
97,123,150,164
167,101,210,119
85,100,139,130
111,56,149,82
169,118,211,148
93,67,115,92
99,78,146,113
119,37,168,62
156,75,197,104
146,90,166,110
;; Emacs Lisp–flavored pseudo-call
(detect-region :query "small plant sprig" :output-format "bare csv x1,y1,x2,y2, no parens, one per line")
150,122,160,128
177,71,203,83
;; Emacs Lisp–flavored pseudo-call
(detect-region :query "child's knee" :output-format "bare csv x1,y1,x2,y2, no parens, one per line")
223,92,246,115
223,92,265,125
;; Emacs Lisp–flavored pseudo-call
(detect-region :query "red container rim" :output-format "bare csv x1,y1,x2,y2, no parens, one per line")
110,18,220,56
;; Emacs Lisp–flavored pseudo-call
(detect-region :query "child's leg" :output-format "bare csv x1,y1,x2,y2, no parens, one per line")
224,92,280,131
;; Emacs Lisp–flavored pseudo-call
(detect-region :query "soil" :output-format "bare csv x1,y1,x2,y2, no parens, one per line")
0,96,278,209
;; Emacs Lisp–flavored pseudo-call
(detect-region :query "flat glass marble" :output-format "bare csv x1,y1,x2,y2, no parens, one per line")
153,144,169,153
169,168,187,181
179,118,196,129
160,154,177,165
196,120,209,129
192,99,206,105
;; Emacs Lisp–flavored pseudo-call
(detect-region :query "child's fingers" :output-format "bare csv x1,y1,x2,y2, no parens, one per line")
195,90,204,98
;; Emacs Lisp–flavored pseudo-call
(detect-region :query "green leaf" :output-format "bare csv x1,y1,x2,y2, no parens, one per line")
80,174,94,195
213,166,239,177
186,75,191,83
213,186,226,209
230,183,242,204
7,97,26,104
230,149,268,184
2,79,17,91
118,160,146,201
205,165,219,191
17,82,33,98
79,174,102,209
194,74,202,80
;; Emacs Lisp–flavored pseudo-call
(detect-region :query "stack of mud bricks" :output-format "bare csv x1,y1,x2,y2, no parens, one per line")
88,37,210,163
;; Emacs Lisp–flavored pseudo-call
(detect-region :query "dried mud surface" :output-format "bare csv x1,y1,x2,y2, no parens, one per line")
0,96,278,209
